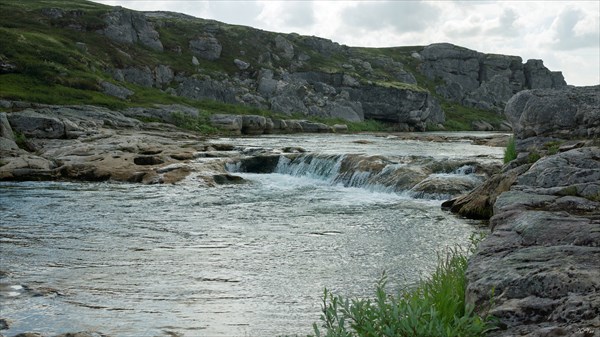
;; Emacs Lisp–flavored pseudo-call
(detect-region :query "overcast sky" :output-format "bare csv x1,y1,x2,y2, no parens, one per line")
92,0,599,86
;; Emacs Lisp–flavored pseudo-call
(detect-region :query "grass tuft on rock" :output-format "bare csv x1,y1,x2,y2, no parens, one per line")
504,136,517,163
311,236,495,337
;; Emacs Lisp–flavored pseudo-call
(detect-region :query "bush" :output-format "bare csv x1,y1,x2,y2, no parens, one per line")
504,136,517,163
311,236,495,337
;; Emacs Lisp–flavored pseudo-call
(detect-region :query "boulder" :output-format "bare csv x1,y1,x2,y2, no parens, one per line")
471,120,494,131
100,81,134,100
274,35,294,60
298,121,331,133
7,110,66,139
209,114,242,134
154,65,174,86
122,66,154,87
505,85,600,139
1,112,14,140
177,78,237,103
234,59,250,70
189,34,222,61
98,8,163,51
241,115,267,135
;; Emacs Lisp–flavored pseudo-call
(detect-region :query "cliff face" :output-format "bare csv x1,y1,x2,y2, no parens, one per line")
0,1,566,131
455,85,600,337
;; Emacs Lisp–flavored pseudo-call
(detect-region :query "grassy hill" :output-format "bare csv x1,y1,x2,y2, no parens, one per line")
0,0,507,131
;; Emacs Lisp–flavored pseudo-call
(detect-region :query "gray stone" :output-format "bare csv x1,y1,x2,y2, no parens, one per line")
191,56,199,66
100,81,134,100
270,95,308,115
274,35,294,60
189,34,222,60
241,115,267,135
333,124,348,132
471,120,494,131
75,42,88,53
524,59,566,89
154,65,174,86
177,78,237,103
7,110,65,139
209,114,242,134
505,86,600,139
1,112,14,140
122,67,154,87
234,59,250,70
0,137,18,151
98,8,163,51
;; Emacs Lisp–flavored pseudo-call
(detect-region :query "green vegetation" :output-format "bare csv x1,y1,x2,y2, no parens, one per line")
442,102,506,132
528,152,541,164
311,236,495,337
504,136,517,163
0,0,506,133
170,111,218,134
14,132,28,150
544,141,562,155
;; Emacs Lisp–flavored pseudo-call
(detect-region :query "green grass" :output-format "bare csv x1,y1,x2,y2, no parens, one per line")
442,102,505,131
504,136,517,163
311,235,495,337
0,0,506,132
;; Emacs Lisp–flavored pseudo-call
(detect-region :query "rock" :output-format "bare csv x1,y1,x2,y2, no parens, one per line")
75,42,87,53
98,7,163,51
191,56,199,66
269,95,308,115
274,35,294,60
213,173,246,185
461,121,600,336
524,59,566,89
122,66,154,87
505,86,600,139
333,124,348,132
445,164,530,219
471,120,494,131
189,34,222,60
1,112,14,140
177,78,237,103
349,85,444,128
209,114,242,134
100,81,134,100
241,115,267,135
298,121,331,133
0,137,19,151
410,174,482,199
154,64,174,86
7,110,66,139
234,58,250,70
420,43,481,92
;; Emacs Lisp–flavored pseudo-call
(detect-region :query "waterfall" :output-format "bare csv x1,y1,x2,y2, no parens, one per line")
227,153,483,200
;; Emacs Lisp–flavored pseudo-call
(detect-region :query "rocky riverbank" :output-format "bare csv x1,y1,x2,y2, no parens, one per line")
446,85,599,336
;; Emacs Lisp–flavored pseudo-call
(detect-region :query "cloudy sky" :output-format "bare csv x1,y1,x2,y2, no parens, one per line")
92,0,599,86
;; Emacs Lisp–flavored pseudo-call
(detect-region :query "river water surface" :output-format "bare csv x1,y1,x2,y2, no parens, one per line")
0,133,502,336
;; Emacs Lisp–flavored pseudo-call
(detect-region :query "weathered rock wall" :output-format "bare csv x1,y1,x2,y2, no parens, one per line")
454,85,600,336
418,43,567,113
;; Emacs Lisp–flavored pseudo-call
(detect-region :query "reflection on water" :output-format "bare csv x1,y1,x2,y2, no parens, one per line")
0,134,493,336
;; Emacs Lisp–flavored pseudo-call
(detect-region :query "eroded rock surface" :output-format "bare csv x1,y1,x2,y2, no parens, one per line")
456,85,600,336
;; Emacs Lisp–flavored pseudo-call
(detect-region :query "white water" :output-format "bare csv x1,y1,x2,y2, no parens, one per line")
0,134,500,336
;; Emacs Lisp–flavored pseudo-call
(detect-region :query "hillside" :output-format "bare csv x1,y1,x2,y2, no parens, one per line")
0,0,567,131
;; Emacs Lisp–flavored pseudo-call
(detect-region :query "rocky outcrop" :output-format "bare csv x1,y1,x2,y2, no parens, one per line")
453,85,600,336
418,43,566,112
466,147,600,337
505,85,600,139
189,34,222,61
98,7,163,51
349,85,443,131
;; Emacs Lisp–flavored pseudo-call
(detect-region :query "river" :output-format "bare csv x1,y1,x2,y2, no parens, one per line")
0,133,503,336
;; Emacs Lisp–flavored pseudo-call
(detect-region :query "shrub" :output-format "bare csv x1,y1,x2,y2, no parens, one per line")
311,236,495,337
504,136,517,163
